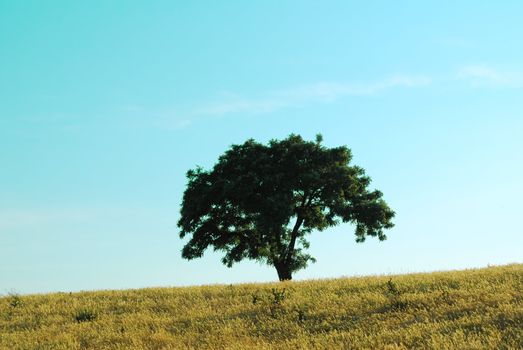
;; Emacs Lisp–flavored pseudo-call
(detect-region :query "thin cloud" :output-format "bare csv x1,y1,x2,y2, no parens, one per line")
0,208,93,231
0,206,169,232
124,66,523,127
151,116,192,130
458,65,523,87
436,37,476,48
198,75,431,116
117,105,193,131
199,98,288,115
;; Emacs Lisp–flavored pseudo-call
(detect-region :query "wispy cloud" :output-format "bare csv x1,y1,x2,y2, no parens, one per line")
458,65,523,87
139,67,523,123
198,75,432,116
0,206,172,232
150,116,192,130
436,37,476,49
0,208,94,231
116,105,193,131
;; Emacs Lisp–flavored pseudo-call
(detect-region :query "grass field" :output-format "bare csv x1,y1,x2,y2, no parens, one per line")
1,264,521,349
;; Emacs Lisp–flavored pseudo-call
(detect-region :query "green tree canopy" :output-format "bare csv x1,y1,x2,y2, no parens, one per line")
178,134,395,281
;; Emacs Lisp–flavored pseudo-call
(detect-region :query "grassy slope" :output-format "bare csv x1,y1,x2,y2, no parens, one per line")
1,264,522,350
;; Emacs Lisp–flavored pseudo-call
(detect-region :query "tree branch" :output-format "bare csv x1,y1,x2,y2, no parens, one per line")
284,194,309,264
285,215,304,264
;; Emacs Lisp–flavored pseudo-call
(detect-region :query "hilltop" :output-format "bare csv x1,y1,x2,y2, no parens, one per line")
1,264,522,349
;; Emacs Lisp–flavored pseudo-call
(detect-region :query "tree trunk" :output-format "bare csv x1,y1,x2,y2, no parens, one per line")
275,263,292,281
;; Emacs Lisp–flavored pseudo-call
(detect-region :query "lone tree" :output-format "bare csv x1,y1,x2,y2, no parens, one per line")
178,134,394,281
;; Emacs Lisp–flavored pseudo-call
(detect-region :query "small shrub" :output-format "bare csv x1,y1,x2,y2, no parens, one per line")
386,279,401,297
74,308,98,323
251,293,260,305
384,279,408,311
8,292,22,308
294,305,308,323
268,288,287,318
270,288,287,305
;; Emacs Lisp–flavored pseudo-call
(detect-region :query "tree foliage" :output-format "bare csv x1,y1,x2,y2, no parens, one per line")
178,134,395,280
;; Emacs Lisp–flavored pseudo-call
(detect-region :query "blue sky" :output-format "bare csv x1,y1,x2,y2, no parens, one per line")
1,1,522,294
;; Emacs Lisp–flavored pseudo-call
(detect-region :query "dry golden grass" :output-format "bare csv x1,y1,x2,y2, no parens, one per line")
1,264,522,349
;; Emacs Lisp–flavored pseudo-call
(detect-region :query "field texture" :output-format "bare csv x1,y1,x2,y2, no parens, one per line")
1,264,522,349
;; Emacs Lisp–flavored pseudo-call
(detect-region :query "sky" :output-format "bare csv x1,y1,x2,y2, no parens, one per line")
1,1,522,294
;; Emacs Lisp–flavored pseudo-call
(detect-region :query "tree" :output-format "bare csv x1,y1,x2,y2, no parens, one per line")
177,134,395,281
